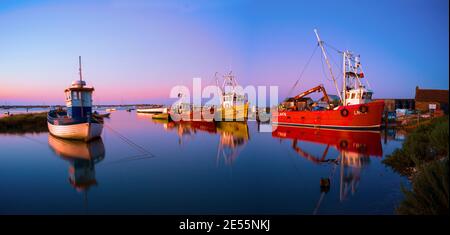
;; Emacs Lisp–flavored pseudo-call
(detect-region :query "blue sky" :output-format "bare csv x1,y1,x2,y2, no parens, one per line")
0,0,448,104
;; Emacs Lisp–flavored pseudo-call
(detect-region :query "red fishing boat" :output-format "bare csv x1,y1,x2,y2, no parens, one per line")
272,29,384,129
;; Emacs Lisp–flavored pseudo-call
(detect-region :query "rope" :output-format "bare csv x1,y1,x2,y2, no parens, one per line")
93,117,156,158
104,124,156,157
101,153,155,166
320,51,333,82
323,41,343,54
287,45,319,97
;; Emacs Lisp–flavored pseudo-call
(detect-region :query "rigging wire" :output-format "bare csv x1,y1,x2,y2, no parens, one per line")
287,45,319,98
323,41,343,54
320,50,333,83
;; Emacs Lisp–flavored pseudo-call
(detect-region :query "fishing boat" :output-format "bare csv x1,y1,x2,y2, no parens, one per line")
272,29,384,130
214,72,249,122
93,111,111,118
136,106,167,114
47,56,103,141
152,112,170,120
168,72,249,123
168,92,216,122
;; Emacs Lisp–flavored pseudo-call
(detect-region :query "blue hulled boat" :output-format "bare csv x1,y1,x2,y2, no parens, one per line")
47,57,103,141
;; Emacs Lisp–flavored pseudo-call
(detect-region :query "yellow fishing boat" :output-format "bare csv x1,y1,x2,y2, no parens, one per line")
214,72,249,122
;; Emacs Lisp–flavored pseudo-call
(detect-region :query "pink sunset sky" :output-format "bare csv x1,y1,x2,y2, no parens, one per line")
0,0,448,105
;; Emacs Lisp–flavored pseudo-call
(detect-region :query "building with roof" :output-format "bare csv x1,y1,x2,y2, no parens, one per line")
415,86,448,114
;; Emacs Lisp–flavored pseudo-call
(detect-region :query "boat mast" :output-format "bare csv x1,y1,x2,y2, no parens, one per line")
342,51,346,105
79,56,84,117
314,29,342,102
79,56,83,86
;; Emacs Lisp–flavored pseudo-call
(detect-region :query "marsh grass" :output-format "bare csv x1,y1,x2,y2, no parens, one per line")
382,115,449,215
0,112,48,134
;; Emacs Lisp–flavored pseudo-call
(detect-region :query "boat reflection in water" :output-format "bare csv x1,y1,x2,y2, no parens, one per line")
155,120,249,166
216,122,249,165
272,125,382,214
48,135,105,197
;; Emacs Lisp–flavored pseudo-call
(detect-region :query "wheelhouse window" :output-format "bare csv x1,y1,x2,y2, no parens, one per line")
65,91,71,100
71,91,78,100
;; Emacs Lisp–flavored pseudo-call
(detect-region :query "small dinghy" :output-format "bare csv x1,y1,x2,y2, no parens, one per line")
93,112,111,118
47,56,103,141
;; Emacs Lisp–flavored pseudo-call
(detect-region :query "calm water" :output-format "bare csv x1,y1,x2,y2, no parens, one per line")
0,110,408,214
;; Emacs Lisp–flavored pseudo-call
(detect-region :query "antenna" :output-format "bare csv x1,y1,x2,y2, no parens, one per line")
79,56,83,85
314,29,342,102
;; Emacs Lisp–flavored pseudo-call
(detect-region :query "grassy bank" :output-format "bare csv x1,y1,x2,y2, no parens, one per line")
383,115,448,215
0,112,48,134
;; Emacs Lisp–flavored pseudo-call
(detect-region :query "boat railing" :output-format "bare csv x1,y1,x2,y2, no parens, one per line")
48,110,100,125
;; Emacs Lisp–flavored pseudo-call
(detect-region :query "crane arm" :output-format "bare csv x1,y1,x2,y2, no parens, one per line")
292,140,332,165
293,84,330,104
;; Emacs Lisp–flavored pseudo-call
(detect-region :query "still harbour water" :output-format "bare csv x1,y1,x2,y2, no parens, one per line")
0,110,407,214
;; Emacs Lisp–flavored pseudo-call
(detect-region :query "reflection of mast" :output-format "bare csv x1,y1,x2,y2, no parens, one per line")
313,154,339,215
216,122,249,166
339,150,369,201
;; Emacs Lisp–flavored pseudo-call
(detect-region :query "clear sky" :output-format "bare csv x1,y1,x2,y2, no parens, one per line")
0,0,448,105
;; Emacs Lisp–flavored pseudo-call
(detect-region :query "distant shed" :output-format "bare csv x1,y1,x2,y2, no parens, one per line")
373,98,415,112
415,86,448,114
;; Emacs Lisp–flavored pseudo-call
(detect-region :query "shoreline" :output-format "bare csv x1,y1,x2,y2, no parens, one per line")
0,112,48,134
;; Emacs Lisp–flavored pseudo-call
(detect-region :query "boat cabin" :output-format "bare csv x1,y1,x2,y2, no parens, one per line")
64,80,94,119
344,87,373,106
222,92,246,109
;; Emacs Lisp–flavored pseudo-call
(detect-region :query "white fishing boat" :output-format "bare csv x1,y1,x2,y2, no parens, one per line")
136,107,167,114
47,56,103,141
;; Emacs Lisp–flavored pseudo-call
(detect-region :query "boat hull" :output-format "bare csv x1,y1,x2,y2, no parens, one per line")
215,103,249,122
272,100,384,130
137,108,167,113
48,122,103,141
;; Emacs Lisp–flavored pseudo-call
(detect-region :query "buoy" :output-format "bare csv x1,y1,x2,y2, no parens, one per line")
320,178,331,193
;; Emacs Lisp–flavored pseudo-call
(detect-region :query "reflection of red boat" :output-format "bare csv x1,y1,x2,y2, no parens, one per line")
272,125,382,157
273,124,383,213
175,121,217,134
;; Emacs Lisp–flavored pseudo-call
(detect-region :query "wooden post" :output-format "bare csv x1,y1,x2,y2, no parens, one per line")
384,111,388,127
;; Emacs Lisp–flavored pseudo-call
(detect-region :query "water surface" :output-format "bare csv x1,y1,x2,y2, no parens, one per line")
0,110,407,214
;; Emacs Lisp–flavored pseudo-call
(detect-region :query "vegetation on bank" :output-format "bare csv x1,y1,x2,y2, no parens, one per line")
396,157,448,215
382,116,449,215
0,112,48,134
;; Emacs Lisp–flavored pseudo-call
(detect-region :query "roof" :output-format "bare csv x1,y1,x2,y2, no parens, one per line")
415,86,448,104
65,87,95,92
